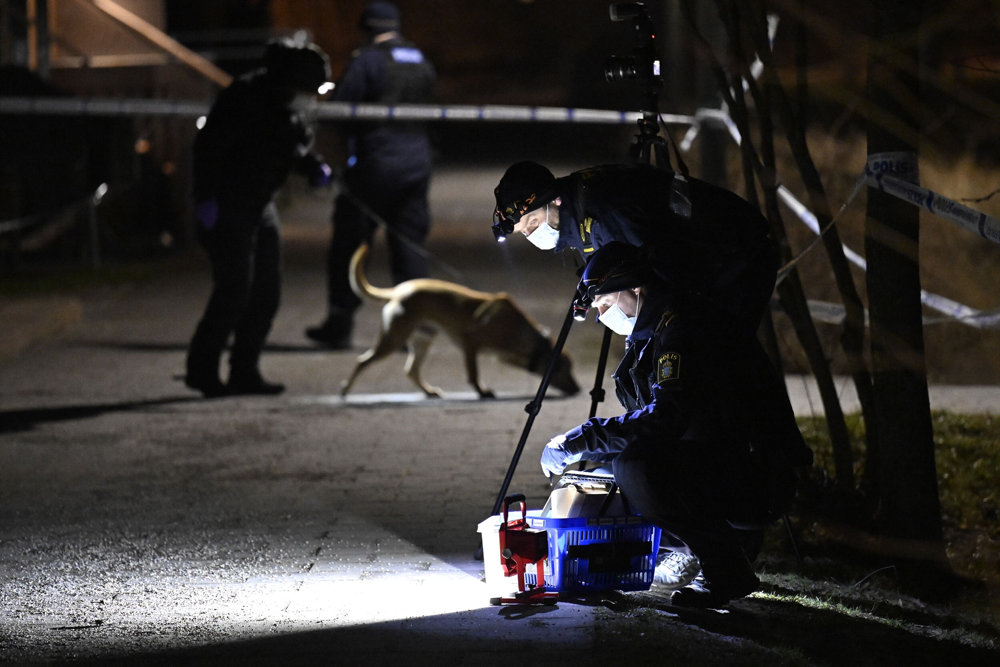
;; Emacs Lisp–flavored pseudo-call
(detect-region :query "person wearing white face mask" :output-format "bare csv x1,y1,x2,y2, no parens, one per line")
593,289,640,337
492,160,780,341
538,242,813,609
521,203,561,250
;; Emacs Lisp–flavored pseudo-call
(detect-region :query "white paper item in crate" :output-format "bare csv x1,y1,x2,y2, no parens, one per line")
541,485,627,518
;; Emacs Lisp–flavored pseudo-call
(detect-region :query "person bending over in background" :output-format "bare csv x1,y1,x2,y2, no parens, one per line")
186,38,333,397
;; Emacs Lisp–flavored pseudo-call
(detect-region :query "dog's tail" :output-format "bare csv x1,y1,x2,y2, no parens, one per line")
349,243,396,302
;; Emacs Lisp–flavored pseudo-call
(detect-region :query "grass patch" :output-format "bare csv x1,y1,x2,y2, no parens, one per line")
794,411,1000,589
797,411,1000,536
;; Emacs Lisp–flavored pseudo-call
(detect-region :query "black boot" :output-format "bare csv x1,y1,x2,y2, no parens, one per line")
227,369,285,396
305,310,354,349
670,557,759,609
185,373,228,398
185,353,227,398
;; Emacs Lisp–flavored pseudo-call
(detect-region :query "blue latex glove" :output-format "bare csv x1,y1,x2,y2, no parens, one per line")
195,199,219,231
310,161,334,188
539,434,583,477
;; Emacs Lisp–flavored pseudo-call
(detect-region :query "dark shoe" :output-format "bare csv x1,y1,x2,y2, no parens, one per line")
185,374,227,398
305,312,353,349
670,569,759,609
227,373,285,396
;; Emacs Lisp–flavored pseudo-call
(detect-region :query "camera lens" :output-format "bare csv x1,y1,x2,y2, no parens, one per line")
603,55,639,82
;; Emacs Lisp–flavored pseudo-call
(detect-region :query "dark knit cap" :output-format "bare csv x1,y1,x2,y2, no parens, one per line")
360,2,401,33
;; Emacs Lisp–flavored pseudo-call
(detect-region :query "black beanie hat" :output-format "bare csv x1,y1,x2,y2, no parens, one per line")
360,2,401,33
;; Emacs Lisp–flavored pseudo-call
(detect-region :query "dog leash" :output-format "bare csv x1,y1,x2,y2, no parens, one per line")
336,179,466,282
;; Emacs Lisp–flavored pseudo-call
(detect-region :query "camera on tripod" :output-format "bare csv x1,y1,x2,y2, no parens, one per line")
603,2,662,90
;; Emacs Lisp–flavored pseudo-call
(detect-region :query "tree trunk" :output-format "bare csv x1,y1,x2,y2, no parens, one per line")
865,0,949,593
694,0,856,487
750,2,874,493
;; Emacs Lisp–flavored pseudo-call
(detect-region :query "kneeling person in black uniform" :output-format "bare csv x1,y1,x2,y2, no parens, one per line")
540,242,813,608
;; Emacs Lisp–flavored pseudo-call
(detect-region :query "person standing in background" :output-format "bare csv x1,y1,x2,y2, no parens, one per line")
305,1,436,350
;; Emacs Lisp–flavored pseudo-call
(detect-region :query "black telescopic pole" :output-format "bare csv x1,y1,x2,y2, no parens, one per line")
489,295,578,517
588,327,614,419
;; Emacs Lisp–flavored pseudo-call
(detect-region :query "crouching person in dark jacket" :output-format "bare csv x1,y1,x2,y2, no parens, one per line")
540,242,813,608
185,38,334,397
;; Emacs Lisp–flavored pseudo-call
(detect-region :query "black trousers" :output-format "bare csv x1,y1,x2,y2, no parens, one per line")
187,203,282,381
612,436,771,584
325,170,430,312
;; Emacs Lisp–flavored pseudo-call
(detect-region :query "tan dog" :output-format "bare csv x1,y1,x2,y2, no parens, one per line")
340,244,580,399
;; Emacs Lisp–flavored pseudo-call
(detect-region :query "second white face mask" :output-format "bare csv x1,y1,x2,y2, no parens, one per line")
525,205,559,250
598,301,636,336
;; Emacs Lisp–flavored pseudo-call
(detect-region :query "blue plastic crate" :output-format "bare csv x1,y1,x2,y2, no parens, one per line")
521,510,661,593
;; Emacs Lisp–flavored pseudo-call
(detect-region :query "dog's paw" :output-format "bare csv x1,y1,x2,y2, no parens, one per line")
477,389,497,400
422,387,443,399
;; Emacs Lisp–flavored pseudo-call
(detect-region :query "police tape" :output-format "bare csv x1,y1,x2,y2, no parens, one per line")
314,103,698,125
4,95,997,328
0,96,209,117
794,298,1000,330
713,108,1000,331
775,177,868,280
0,96,697,126
775,166,1000,329
865,157,1000,246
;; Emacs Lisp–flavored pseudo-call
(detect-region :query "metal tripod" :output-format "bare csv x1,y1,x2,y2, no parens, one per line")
487,300,613,520
486,107,679,523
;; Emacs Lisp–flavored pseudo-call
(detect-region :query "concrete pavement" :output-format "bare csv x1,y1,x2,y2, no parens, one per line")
2,169,998,665
0,171,658,665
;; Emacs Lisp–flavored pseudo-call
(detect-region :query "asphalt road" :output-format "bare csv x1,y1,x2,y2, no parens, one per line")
2,168,998,665
0,170,633,666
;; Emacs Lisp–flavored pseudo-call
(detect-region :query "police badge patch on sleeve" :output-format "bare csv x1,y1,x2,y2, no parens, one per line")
657,352,680,382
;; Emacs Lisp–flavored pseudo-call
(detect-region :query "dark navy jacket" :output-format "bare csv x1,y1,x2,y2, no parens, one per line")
553,163,780,336
334,36,435,186
553,164,770,255
559,289,812,497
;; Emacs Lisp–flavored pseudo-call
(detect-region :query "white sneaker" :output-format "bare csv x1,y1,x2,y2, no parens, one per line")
653,550,701,589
